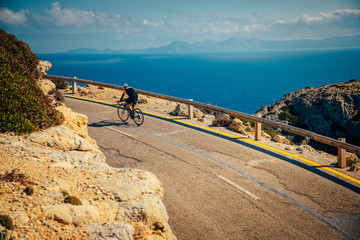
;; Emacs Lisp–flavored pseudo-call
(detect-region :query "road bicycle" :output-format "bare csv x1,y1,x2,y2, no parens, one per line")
117,99,144,126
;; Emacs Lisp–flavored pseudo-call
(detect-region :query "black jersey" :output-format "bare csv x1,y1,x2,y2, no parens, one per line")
124,86,138,100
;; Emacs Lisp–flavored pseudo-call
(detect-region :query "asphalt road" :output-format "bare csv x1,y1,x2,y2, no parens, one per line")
65,97,360,240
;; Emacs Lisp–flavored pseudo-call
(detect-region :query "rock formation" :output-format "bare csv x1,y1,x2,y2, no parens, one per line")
0,61,176,239
256,81,360,147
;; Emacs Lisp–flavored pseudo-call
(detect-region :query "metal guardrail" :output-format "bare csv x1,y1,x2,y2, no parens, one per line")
46,75,360,158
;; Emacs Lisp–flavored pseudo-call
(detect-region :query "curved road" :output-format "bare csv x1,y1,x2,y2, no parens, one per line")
65,97,360,240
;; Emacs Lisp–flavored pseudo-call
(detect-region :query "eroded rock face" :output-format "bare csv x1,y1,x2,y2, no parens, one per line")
1,123,176,239
256,81,360,146
37,60,52,75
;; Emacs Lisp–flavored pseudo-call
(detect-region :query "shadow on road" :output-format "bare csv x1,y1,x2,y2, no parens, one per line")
89,120,128,128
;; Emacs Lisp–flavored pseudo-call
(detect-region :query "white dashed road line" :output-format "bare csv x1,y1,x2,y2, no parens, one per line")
217,175,260,200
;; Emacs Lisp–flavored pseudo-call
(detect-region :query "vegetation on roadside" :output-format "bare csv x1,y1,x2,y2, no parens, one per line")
0,29,63,134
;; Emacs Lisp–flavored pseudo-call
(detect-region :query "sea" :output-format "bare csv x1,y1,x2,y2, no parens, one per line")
39,48,360,114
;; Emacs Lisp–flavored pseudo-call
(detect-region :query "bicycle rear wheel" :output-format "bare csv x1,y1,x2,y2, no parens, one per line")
117,104,129,122
133,108,144,126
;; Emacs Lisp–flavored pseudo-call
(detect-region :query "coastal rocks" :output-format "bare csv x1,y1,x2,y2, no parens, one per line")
28,125,97,152
42,204,100,226
1,121,176,239
273,135,291,145
255,81,360,147
37,79,56,95
212,118,231,127
171,104,188,117
56,105,95,144
84,222,135,240
37,60,52,75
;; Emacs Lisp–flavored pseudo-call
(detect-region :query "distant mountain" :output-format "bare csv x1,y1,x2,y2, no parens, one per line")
64,48,117,54
143,35,360,53
63,35,360,54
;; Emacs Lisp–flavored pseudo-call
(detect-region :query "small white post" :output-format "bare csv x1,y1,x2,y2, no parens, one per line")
338,138,346,168
72,77,77,94
188,99,194,120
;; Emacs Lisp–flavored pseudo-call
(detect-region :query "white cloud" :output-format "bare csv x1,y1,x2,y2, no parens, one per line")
0,7,28,25
277,9,360,28
45,2,95,26
142,19,164,27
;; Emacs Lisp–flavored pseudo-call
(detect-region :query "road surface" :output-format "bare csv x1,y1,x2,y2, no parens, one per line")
65,97,360,240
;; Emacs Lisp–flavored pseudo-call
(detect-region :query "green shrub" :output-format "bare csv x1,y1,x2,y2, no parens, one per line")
64,196,82,205
279,106,299,126
23,187,34,196
0,29,63,134
0,215,13,230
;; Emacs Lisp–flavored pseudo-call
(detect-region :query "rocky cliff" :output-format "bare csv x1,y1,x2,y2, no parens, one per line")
255,81,360,148
0,61,176,240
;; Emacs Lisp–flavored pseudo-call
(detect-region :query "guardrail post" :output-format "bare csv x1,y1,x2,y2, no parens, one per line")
188,99,194,120
255,122,261,141
72,77,77,94
338,138,346,168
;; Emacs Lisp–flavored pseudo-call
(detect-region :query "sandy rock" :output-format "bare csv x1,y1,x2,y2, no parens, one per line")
56,105,96,144
171,104,188,116
11,211,30,225
346,153,359,166
261,131,272,139
28,125,96,152
37,60,52,75
273,135,291,145
117,194,175,240
193,108,204,119
228,119,247,135
42,204,100,226
84,222,135,240
212,118,231,127
37,79,56,95
94,169,164,202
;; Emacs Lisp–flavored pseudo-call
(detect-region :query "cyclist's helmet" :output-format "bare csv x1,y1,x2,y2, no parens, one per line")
123,83,128,88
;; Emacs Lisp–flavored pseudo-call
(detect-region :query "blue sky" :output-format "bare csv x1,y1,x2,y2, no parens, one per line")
1,0,359,53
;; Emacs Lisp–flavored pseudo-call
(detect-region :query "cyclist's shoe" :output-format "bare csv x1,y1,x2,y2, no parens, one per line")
130,110,134,119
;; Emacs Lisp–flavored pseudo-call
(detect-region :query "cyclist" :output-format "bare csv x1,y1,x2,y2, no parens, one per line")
119,83,138,117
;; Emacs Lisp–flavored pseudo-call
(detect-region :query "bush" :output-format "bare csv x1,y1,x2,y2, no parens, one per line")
0,215,13,230
64,196,82,205
279,106,299,126
0,29,63,134
23,187,34,196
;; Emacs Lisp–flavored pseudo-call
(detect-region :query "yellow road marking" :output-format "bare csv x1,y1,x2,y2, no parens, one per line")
65,95,360,185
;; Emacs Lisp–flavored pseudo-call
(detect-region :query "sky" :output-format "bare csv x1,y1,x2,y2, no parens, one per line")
1,0,360,53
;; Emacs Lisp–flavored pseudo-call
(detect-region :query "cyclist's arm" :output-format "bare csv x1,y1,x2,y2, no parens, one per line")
119,89,126,102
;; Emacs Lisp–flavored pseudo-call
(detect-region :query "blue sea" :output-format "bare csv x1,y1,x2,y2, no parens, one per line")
39,49,360,114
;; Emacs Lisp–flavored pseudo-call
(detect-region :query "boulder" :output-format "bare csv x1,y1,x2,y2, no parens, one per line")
255,81,360,148
56,105,96,144
273,135,291,145
37,79,56,95
42,204,100,226
84,222,135,240
37,60,52,75
171,104,188,117
28,125,97,152
228,119,248,135
212,118,231,127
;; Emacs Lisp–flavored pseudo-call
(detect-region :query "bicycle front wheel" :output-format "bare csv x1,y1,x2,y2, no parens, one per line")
117,104,129,122
133,108,144,126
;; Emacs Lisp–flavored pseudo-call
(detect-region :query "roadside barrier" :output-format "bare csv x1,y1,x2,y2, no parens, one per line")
46,75,360,167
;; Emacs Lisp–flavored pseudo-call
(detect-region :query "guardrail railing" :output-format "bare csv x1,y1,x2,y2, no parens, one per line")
46,74,360,167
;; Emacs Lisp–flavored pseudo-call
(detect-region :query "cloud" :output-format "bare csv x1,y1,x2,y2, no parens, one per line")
142,19,165,27
277,9,360,28
44,2,95,26
0,7,28,25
